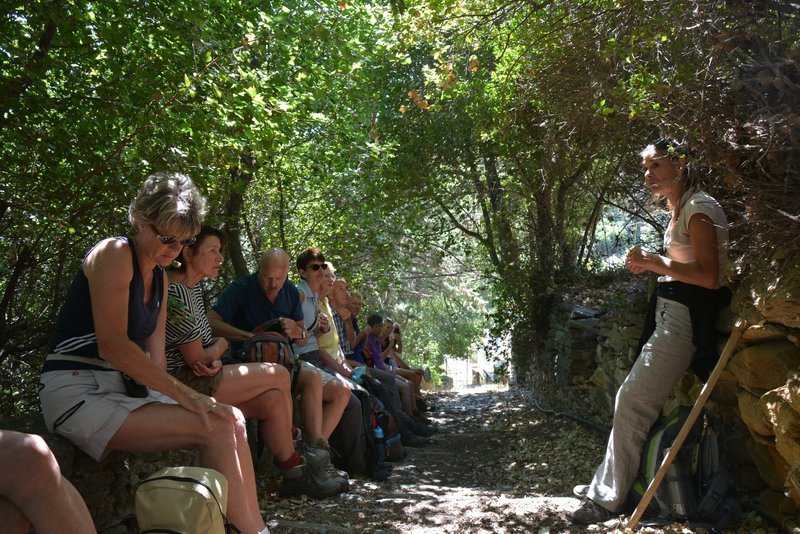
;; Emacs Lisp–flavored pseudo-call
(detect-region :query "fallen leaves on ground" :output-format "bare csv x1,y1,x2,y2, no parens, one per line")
257,385,777,534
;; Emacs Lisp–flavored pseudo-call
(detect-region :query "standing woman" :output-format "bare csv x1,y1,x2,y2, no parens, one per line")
39,173,268,534
571,139,729,524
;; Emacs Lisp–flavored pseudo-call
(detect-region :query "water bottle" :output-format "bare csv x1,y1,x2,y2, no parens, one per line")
352,366,366,384
664,448,694,518
374,426,386,464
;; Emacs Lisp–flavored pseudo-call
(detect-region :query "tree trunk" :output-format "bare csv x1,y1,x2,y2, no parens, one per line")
225,153,258,279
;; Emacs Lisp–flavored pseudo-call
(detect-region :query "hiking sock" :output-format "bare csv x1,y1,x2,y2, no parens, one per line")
275,451,302,471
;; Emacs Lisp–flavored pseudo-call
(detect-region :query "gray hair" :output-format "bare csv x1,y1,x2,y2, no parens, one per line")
128,172,206,235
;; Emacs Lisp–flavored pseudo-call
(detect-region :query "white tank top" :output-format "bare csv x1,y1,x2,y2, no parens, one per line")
659,190,729,288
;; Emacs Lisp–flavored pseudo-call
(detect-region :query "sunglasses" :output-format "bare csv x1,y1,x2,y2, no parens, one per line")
152,226,197,247
307,262,329,271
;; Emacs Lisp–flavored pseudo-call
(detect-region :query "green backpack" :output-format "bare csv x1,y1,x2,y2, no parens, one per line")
628,407,740,529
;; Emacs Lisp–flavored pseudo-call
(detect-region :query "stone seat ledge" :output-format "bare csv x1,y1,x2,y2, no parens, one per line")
3,412,197,532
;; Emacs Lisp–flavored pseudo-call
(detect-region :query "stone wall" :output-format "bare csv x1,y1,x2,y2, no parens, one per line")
5,413,197,533
544,283,650,426
725,254,800,529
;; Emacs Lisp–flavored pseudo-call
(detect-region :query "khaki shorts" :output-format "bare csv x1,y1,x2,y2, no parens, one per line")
297,360,364,392
299,360,336,386
39,369,176,461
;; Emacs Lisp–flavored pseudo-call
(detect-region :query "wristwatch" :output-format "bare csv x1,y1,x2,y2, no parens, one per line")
295,328,307,342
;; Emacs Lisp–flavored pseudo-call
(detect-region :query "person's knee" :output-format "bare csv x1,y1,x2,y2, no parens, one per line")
231,406,247,433
328,381,350,404
615,378,645,408
1,433,61,490
19,434,58,474
270,363,290,383
207,406,248,446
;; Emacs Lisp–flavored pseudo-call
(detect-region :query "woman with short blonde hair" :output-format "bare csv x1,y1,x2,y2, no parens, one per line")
40,173,268,534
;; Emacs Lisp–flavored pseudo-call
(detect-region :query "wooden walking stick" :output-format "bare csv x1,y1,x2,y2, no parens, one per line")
626,318,748,531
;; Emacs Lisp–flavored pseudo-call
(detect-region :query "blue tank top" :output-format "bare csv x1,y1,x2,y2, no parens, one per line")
48,236,164,359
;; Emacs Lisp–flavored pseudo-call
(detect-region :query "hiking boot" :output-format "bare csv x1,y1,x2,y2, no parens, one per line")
409,419,438,437
293,429,332,466
398,412,437,437
400,429,431,447
305,437,349,480
278,461,343,499
369,463,392,482
573,484,590,498
295,438,332,468
308,458,350,493
300,437,349,491
413,412,434,425
571,498,613,525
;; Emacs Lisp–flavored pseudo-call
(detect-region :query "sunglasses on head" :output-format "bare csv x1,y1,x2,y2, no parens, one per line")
152,226,197,246
308,262,329,271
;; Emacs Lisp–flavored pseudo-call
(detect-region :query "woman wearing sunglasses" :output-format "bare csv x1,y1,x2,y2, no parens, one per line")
39,173,269,534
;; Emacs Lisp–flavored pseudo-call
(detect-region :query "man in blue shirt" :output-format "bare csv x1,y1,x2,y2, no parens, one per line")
208,249,351,484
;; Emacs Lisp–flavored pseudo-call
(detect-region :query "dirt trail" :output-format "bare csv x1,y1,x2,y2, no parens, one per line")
260,385,776,534
261,385,604,533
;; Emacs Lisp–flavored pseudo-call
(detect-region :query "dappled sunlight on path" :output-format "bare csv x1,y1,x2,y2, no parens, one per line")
263,384,605,533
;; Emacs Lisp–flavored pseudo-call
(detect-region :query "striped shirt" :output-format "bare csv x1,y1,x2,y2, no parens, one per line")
165,283,214,374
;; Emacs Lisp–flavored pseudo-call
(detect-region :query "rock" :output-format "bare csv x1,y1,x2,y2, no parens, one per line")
603,326,638,354
729,341,800,391
712,373,742,421
761,388,800,467
741,390,774,436
750,256,800,329
589,367,610,390
560,303,601,319
746,437,788,491
787,374,800,412
738,461,770,491
570,317,600,332
588,387,612,418
760,388,787,428
612,366,629,392
744,323,795,344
